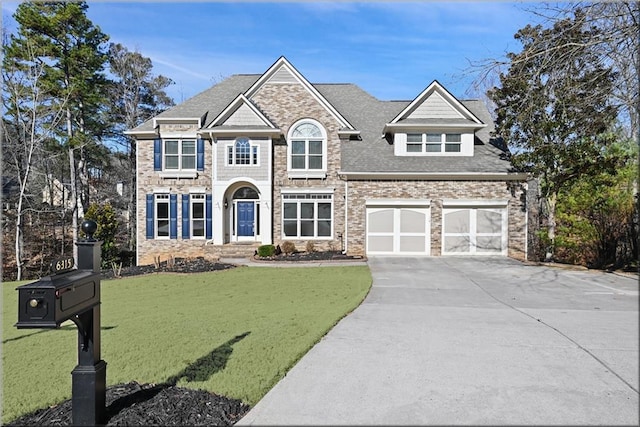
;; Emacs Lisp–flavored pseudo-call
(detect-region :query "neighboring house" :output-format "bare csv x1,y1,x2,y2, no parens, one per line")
126,56,528,266
2,176,19,211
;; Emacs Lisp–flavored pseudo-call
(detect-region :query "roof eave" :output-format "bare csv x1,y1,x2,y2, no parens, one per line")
383,122,487,133
338,171,528,181
199,128,283,137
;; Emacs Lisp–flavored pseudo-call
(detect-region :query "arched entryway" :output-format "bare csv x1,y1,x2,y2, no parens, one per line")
226,184,260,242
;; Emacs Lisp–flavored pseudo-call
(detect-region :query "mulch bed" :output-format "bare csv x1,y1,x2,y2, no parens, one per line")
255,249,364,262
6,381,250,426
101,257,236,280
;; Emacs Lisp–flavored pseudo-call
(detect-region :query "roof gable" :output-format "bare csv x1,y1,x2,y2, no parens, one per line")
208,94,276,128
244,56,355,130
390,80,484,125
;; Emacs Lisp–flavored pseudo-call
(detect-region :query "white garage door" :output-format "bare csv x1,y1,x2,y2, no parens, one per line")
442,203,508,255
366,203,430,255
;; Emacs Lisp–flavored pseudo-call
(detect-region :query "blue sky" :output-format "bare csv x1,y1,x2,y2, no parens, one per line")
2,1,543,104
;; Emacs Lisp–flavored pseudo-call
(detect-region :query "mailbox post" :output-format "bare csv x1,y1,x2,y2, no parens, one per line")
16,220,107,426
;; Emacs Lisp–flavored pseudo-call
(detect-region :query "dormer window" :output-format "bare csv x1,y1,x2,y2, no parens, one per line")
395,131,471,156
406,132,462,153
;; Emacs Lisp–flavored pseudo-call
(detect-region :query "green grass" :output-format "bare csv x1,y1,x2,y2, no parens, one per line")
2,265,371,424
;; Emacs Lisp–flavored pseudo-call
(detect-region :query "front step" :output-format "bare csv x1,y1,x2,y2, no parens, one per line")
205,243,261,260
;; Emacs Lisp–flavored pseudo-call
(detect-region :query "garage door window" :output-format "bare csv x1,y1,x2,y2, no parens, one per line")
443,207,505,255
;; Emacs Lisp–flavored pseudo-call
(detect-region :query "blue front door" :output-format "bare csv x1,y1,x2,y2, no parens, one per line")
237,201,254,237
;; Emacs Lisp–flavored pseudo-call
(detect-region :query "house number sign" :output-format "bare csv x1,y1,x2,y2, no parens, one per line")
52,256,75,274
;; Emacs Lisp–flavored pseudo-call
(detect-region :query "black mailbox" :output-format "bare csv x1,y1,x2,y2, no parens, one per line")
16,269,100,329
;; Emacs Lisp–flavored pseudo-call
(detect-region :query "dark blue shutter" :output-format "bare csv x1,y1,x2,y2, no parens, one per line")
170,194,178,239
154,138,162,171
146,194,154,239
197,138,205,171
182,194,190,239
205,194,212,239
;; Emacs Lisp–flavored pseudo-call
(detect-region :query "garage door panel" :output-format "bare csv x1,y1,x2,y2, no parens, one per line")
400,209,426,233
368,235,394,252
369,209,394,233
444,209,470,233
399,235,427,253
477,209,502,234
476,235,502,252
444,236,471,253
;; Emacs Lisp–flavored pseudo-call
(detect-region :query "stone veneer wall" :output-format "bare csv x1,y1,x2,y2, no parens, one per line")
346,179,528,260
251,83,346,252
136,124,215,266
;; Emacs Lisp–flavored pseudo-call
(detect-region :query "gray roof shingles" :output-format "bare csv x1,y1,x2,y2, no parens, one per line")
131,74,512,174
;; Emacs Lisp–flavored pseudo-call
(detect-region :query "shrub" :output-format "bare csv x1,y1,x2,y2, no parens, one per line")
257,244,276,257
281,241,296,255
305,241,316,253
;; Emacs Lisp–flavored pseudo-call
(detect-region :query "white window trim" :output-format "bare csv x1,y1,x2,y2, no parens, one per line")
287,118,328,178
395,131,474,157
226,137,260,166
164,138,197,171
281,193,333,240
190,193,206,239
159,171,198,179
154,193,171,240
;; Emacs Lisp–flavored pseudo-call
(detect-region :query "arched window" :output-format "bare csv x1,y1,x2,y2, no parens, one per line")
227,137,259,166
287,119,327,177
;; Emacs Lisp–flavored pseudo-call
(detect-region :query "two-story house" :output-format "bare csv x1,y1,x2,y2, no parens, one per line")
127,56,528,266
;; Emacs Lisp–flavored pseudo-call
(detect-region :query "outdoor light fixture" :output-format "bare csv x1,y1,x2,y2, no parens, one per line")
224,199,228,209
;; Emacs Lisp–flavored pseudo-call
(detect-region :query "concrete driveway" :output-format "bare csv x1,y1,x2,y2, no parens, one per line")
238,257,639,425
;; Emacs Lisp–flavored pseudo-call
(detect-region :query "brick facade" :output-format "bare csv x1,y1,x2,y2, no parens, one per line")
252,83,346,253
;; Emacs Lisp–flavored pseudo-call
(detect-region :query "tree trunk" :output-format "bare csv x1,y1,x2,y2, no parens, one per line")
545,191,558,262
66,102,79,261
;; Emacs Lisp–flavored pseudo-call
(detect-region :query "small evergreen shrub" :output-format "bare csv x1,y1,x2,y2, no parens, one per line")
305,241,316,253
281,241,296,255
257,244,276,257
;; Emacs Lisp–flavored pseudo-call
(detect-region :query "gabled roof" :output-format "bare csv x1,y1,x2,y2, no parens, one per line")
244,56,356,131
125,74,260,136
315,83,513,175
201,94,281,137
384,80,485,133
126,57,516,177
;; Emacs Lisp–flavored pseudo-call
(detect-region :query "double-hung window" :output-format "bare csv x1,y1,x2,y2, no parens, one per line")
155,194,170,238
154,138,204,175
165,139,196,170
282,193,332,239
190,194,206,238
288,120,326,177
406,132,462,153
227,137,259,166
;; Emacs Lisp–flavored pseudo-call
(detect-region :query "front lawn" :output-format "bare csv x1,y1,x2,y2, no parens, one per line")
2,265,371,424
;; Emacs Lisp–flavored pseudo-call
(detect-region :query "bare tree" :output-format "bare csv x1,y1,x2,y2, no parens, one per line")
2,38,68,280
470,1,639,137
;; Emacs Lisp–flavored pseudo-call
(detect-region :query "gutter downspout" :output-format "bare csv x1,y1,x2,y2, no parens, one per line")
342,180,348,254
205,135,215,246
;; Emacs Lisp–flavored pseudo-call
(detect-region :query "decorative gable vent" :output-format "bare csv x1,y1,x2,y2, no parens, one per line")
267,65,298,84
